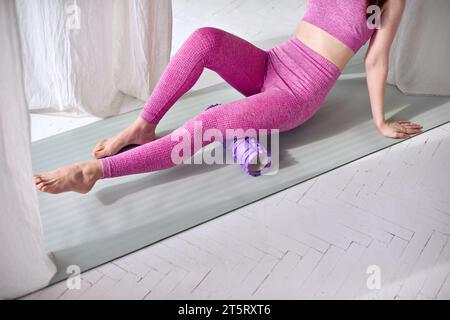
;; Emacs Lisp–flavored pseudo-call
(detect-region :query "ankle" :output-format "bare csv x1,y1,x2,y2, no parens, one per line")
135,116,157,132
83,160,103,181
121,117,156,139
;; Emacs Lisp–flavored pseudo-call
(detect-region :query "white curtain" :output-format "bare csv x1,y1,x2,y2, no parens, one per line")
387,0,450,96
15,0,172,117
0,0,56,300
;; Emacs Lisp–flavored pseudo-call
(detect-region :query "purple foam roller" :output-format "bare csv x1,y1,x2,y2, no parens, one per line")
227,137,271,177
206,104,272,177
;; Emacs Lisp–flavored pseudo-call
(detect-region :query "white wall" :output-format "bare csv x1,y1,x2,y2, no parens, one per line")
172,0,307,91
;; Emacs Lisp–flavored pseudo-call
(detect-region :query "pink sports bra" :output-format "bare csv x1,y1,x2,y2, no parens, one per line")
302,0,377,53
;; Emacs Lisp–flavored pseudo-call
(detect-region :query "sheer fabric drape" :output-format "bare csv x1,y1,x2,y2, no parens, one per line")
0,0,56,300
15,0,172,116
387,0,450,96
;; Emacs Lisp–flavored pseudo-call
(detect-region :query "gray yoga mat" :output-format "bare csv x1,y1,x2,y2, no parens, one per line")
32,51,450,284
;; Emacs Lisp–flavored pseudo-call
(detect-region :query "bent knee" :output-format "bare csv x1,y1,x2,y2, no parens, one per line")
188,27,225,54
191,27,224,40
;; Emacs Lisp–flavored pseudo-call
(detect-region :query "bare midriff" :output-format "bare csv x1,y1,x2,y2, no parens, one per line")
294,21,356,71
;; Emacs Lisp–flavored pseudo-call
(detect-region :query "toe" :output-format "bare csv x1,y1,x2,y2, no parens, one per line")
97,139,107,147
94,149,108,159
36,182,45,192
93,148,103,158
41,182,57,194
92,139,107,157
94,143,105,153
93,140,112,158
38,174,50,183
92,149,102,158
92,146,102,155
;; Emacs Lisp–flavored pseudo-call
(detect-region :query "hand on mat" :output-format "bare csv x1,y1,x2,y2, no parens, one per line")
378,121,423,139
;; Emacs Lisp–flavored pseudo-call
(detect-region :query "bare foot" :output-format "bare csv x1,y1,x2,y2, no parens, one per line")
34,160,103,194
92,116,156,159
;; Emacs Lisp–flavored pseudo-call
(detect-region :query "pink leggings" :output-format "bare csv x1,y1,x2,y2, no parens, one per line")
101,27,341,178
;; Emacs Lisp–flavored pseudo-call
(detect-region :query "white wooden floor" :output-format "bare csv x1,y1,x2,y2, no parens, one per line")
24,120,450,300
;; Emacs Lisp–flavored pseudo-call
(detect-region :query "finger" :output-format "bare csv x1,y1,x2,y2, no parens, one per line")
404,125,423,131
412,129,423,135
395,131,410,139
404,129,422,134
399,121,424,130
401,124,423,131
402,126,423,133
403,123,422,129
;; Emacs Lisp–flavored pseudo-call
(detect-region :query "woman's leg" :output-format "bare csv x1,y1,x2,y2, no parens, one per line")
92,27,268,159
100,90,303,178
141,27,268,124
35,89,302,194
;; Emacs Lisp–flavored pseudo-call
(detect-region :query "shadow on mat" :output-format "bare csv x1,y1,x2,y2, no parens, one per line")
95,77,450,205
